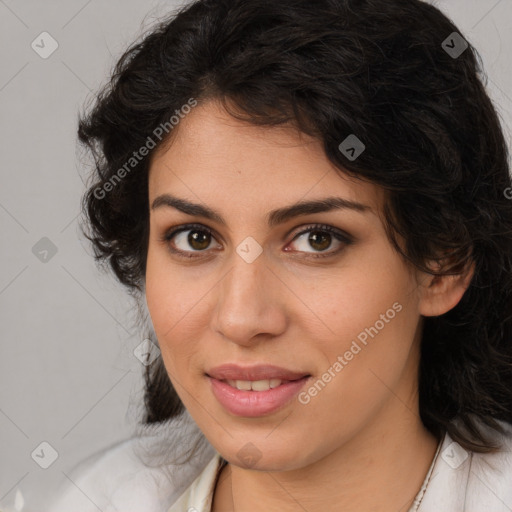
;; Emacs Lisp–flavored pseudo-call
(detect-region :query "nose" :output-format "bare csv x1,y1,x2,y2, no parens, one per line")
211,249,288,347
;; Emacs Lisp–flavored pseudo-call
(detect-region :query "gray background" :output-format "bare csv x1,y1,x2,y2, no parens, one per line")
0,0,511,510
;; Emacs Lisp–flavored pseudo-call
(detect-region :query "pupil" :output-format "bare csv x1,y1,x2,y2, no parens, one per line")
310,231,330,251
189,230,210,250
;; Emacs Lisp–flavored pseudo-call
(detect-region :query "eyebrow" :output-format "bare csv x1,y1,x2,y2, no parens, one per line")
151,194,371,228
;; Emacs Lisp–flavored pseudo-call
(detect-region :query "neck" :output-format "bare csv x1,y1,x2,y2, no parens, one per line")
212,404,440,512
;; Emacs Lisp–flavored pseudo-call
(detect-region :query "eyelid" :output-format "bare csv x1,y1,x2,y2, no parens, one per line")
289,223,353,244
161,222,353,258
161,223,217,243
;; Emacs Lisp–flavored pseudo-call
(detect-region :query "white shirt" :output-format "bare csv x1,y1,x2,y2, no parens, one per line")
46,413,512,512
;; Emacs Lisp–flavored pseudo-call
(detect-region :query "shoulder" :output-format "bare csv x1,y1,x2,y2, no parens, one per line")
47,437,172,512
465,419,512,510
420,418,512,511
48,420,216,512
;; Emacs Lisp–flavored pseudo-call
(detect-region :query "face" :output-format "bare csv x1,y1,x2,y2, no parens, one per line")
145,99,426,471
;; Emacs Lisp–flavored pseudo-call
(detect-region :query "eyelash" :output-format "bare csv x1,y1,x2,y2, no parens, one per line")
160,222,353,260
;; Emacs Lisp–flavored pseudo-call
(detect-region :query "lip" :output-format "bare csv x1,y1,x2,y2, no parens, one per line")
206,364,309,381
206,364,311,417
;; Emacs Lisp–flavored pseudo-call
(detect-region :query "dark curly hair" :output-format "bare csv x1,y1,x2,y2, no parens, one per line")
78,0,512,453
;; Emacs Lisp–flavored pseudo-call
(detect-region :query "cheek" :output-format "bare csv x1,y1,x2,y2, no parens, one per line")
145,250,216,375
295,282,419,444
293,252,418,346
294,249,421,400
146,244,195,329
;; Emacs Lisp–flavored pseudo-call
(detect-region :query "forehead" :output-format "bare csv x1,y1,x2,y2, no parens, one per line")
148,100,385,215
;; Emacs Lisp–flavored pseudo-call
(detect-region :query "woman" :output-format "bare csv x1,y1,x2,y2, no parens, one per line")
49,0,512,510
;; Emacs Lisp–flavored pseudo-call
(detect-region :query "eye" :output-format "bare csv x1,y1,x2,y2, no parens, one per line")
161,222,353,260
162,223,221,258
286,223,352,258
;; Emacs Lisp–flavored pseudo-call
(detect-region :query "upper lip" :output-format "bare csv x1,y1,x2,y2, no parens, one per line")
206,364,310,381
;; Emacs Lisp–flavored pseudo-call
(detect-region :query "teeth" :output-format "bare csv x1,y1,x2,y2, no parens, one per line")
234,380,252,390
226,379,283,391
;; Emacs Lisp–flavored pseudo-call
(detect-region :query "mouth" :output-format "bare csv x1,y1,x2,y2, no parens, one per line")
222,378,295,391
206,364,311,417
206,363,310,382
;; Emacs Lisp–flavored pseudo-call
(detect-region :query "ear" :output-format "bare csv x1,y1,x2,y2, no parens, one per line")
418,260,475,317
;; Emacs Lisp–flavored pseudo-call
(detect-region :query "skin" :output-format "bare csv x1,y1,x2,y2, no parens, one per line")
145,99,473,512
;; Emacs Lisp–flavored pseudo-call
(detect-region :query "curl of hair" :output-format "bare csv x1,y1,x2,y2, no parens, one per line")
79,0,512,453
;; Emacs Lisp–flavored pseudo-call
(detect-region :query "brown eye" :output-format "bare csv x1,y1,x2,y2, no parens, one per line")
287,224,353,258
187,229,211,250
162,222,352,260
163,224,221,256
307,231,332,251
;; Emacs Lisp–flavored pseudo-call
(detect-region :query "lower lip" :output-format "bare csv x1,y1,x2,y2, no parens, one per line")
208,376,310,417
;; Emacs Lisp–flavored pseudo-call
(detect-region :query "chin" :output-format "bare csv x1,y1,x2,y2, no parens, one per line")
211,431,316,472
